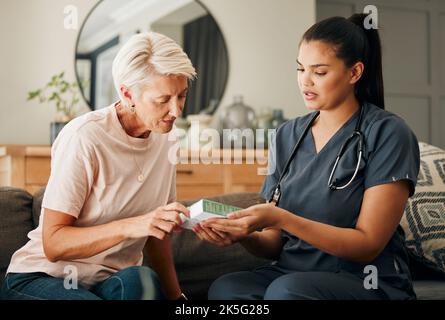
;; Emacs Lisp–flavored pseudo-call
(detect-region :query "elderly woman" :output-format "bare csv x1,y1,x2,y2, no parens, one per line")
1,32,196,300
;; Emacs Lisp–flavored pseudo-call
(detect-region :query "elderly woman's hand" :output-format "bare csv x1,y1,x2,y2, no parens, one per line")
124,202,190,240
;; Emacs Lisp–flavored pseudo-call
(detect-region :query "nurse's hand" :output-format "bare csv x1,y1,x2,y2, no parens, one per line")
192,223,246,247
201,203,283,236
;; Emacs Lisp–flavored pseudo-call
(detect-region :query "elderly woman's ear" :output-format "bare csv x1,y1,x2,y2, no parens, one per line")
119,85,134,106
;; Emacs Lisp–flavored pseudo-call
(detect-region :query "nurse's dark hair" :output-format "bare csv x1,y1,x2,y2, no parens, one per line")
301,13,385,110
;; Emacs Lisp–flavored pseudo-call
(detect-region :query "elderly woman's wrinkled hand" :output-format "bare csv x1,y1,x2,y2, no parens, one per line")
125,202,190,240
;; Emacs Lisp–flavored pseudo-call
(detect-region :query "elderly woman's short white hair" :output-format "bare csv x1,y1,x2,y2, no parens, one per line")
112,32,197,107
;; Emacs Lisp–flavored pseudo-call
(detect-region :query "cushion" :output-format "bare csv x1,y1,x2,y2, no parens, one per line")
413,280,445,300
0,187,34,287
32,187,45,228
400,142,445,275
158,192,269,299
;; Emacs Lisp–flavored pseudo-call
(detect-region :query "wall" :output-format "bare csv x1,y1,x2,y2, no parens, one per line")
151,24,183,46
203,0,315,122
317,0,445,148
0,0,96,145
0,0,315,144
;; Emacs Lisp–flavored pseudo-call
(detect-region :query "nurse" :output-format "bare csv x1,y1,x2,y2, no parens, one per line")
194,13,420,300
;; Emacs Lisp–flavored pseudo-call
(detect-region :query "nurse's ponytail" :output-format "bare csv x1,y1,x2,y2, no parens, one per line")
302,13,385,110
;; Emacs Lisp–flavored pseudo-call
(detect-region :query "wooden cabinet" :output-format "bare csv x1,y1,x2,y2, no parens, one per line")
175,149,268,199
175,163,266,199
0,147,8,188
0,145,268,200
0,145,51,194
176,163,224,199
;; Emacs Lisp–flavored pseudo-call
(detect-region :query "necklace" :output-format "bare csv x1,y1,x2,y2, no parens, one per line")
116,101,145,183
124,133,145,183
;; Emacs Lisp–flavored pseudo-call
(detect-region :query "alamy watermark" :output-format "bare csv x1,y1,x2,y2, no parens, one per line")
363,5,378,30
167,122,276,176
63,265,78,290
363,265,378,290
64,5,78,30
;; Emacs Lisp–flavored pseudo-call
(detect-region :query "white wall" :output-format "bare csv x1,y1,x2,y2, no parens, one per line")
0,0,315,144
0,0,96,145
204,0,315,121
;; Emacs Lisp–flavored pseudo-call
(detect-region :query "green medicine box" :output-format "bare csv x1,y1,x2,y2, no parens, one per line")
180,199,242,229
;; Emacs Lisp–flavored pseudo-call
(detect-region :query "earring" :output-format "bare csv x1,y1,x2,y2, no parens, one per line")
130,104,136,113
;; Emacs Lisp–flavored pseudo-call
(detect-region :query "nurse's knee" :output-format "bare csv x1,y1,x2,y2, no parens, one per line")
208,272,252,300
264,273,321,300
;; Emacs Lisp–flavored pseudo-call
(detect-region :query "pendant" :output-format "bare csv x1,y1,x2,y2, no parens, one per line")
137,174,144,182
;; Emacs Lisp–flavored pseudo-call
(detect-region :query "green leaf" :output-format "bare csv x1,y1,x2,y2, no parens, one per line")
27,90,41,100
48,92,57,101
60,82,69,93
26,71,81,118
50,75,58,85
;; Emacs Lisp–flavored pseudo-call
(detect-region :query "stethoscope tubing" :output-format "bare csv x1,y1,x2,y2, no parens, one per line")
269,105,366,204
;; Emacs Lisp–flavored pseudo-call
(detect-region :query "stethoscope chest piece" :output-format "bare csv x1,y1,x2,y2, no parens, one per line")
270,186,281,205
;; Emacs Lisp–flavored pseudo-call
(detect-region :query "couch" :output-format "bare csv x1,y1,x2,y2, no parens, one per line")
0,186,444,300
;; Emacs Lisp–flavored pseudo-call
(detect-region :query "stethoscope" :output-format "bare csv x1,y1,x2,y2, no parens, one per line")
269,105,366,205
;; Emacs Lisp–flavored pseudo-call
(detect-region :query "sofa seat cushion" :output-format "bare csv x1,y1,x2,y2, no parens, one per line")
400,142,445,276
0,187,34,287
413,280,445,300
32,187,45,228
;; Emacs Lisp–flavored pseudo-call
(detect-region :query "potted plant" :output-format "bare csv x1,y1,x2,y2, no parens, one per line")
27,72,87,144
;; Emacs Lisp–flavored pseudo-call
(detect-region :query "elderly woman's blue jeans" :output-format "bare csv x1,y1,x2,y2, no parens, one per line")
1,266,164,300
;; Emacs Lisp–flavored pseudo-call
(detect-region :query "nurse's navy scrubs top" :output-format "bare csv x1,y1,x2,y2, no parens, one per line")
260,102,420,296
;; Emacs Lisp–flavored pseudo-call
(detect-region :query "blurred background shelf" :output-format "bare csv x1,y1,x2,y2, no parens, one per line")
0,145,268,200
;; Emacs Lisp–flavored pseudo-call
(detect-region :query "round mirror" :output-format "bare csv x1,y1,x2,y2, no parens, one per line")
75,0,229,117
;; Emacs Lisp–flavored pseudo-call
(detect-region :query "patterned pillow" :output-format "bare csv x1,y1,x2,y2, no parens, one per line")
400,142,445,274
